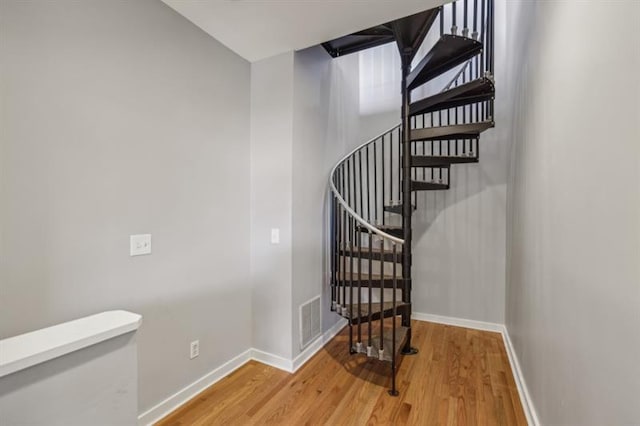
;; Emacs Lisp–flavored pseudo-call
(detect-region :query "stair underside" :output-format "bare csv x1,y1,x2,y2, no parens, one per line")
352,326,409,362
322,25,395,58
410,77,495,116
411,181,449,191
341,302,409,325
390,9,440,61
412,155,478,167
407,35,483,91
411,121,494,141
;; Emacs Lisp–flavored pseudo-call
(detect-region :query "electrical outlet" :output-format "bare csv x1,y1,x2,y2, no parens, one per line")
190,340,199,359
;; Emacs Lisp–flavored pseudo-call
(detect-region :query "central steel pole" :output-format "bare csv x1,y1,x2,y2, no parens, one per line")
401,49,418,355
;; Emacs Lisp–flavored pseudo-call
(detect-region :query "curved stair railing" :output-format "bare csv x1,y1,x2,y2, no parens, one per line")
327,0,494,396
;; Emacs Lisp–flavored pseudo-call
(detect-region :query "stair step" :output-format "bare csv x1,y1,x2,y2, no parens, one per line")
336,272,403,289
356,224,403,239
383,204,416,215
322,25,395,58
412,155,478,167
411,180,449,191
340,246,403,263
410,77,495,116
411,121,494,141
352,326,409,362
340,302,409,325
407,35,483,91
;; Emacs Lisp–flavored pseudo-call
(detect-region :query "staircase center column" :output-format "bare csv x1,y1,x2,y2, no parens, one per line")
400,49,416,354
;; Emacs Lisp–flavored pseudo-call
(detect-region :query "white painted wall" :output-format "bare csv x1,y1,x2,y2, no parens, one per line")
250,52,295,360
504,1,640,424
0,0,251,415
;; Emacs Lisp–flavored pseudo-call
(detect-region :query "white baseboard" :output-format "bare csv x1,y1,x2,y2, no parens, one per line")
138,318,347,425
413,312,539,426
137,349,252,426
292,318,347,371
250,348,293,372
412,311,504,333
501,325,540,426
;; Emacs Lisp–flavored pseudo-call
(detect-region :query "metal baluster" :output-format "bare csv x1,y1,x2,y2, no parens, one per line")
349,216,354,352
452,0,458,34
463,0,469,37
379,239,384,360
368,232,373,354
366,146,370,222
358,150,363,219
381,135,386,225
374,141,378,224
357,232,362,352
389,243,399,396
331,194,336,310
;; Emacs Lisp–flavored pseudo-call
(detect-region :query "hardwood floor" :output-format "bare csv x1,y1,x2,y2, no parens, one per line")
157,320,527,425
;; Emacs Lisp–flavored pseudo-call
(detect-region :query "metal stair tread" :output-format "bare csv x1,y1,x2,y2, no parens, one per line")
411,180,449,191
407,35,483,91
341,302,408,321
352,326,409,363
411,120,494,141
383,204,416,215
411,155,478,167
410,77,495,116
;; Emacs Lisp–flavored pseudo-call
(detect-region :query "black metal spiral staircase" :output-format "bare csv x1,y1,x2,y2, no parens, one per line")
325,0,495,395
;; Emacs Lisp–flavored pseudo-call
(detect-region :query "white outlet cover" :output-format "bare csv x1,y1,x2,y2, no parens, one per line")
130,234,151,256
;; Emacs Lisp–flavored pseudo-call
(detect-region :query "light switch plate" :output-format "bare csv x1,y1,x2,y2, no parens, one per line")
130,234,151,256
270,228,280,244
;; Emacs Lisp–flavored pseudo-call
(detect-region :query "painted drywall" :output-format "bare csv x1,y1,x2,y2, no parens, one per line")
0,333,138,425
349,1,509,324
504,1,640,424
250,52,295,360
291,47,361,357
412,0,508,324
0,0,251,415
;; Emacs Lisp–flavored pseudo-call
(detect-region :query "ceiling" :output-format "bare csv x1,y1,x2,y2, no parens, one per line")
161,0,446,62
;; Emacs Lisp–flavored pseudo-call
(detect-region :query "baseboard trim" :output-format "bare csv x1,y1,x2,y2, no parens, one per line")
501,325,540,426
413,312,539,426
137,348,252,426
412,311,504,333
250,348,293,372
292,318,347,371
138,318,348,425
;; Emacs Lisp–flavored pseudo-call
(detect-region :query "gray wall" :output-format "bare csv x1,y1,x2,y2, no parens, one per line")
412,0,508,324
504,1,640,424
0,0,252,414
250,52,294,360
291,47,360,357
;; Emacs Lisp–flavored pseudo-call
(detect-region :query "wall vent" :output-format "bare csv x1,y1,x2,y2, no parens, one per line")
299,296,321,350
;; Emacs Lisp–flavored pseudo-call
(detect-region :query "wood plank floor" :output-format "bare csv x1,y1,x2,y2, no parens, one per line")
157,320,527,426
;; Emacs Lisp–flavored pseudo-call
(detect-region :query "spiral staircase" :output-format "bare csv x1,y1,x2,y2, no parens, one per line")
325,0,495,395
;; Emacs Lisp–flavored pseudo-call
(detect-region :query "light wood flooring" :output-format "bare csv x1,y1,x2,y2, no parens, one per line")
157,320,527,425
